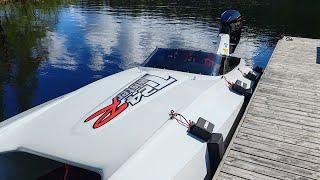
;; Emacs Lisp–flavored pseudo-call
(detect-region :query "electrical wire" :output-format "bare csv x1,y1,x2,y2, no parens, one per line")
222,76,233,88
169,110,192,128
64,164,69,180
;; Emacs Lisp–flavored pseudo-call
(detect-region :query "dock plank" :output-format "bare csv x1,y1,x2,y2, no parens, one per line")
239,127,320,150
223,156,308,180
233,138,320,165
219,173,247,180
248,106,320,127
236,132,320,158
250,102,320,120
214,37,320,179
221,164,279,180
232,143,320,172
241,121,320,143
226,150,320,179
244,116,320,137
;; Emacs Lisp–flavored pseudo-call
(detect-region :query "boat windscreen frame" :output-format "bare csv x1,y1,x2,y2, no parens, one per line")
141,47,160,67
142,48,224,76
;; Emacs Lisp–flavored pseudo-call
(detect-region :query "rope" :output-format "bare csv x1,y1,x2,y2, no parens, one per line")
222,76,233,88
169,110,192,128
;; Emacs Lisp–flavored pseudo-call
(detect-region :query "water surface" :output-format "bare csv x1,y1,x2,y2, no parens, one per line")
1,0,320,120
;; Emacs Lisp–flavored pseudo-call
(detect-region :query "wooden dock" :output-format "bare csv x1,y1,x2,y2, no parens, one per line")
213,37,320,180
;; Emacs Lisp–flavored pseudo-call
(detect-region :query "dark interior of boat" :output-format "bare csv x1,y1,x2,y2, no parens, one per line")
143,48,240,76
0,152,100,180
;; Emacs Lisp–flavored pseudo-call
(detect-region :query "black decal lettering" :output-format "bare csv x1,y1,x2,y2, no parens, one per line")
144,75,176,90
135,77,149,85
140,85,157,97
117,91,128,100
127,93,143,106
129,83,141,91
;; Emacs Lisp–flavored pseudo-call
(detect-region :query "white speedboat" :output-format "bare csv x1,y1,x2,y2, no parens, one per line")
0,10,261,180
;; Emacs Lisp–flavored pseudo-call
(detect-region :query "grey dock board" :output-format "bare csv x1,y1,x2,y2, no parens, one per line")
213,37,320,180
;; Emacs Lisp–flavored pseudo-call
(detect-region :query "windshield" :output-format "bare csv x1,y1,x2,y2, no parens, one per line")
143,48,223,76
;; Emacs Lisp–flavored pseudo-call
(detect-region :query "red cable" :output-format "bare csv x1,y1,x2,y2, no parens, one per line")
178,113,192,127
64,164,69,180
222,76,233,88
175,117,189,128
170,110,192,128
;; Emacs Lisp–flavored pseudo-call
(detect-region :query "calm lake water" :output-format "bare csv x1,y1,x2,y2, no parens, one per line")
1,0,320,121
1,0,320,178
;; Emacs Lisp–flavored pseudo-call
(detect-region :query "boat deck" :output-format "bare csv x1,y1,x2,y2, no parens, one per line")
213,37,320,179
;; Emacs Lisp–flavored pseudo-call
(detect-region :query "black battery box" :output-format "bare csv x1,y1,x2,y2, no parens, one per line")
189,117,214,142
231,80,253,98
244,71,257,81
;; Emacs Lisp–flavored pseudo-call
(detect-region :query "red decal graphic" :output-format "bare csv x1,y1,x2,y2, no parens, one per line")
85,74,177,129
84,97,128,129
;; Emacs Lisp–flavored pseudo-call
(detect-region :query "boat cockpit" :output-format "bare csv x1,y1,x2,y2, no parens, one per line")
143,48,241,76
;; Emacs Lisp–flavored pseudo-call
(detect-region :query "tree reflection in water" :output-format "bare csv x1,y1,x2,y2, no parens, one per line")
0,0,72,121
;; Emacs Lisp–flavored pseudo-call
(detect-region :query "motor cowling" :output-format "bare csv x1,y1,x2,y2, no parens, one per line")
219,10,242,53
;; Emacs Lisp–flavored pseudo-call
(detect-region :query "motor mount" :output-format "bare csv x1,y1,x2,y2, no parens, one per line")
219,10,243,53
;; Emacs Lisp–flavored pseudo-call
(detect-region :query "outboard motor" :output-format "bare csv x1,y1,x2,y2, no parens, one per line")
219,10,243,54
